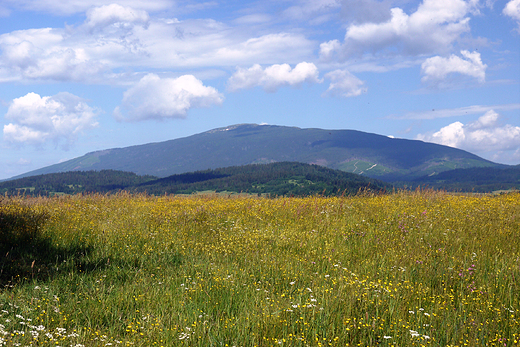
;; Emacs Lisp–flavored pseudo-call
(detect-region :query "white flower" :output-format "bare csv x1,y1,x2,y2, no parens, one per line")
178,333,190,340
410,330,420,337
383,336,392,339
289,281,296,285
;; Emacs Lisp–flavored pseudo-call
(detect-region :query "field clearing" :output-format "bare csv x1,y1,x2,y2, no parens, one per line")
0,191,519,346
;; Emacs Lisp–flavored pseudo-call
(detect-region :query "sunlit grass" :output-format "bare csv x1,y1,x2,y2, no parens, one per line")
0,190,518,346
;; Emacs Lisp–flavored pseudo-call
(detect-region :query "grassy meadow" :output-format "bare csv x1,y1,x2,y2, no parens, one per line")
0,190,519,346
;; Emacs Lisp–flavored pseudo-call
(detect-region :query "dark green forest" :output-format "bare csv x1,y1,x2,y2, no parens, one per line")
131,162,390,196
2,162,518,197
0,163,390,197
0,170,156,196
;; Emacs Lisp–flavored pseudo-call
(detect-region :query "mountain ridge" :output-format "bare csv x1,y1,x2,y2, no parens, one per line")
10,123,503,181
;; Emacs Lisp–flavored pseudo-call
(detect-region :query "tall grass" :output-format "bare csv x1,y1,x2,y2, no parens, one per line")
0,190,518,346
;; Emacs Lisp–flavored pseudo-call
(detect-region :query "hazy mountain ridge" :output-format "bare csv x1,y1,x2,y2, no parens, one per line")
11,124,502,181
410,165,520,192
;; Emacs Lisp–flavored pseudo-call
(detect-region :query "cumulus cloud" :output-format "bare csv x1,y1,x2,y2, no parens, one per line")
421,50,487,85
320,0,474,61
114,73,223,121
504,0,520,31
3,92,99,148
85,4,150,32
228,62,321,92
417,110,520,155
323,69,367,97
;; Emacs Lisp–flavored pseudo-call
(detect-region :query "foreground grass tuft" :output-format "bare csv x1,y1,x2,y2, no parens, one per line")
0,191,519,346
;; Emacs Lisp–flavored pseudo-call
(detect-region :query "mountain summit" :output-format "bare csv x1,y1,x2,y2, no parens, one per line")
14,124,499,181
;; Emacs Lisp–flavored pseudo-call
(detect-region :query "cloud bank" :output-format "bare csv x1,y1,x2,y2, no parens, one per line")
0,5,315,84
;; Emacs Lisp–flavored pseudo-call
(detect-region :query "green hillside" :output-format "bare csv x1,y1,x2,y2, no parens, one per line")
12,124,501,181
0,163,390,197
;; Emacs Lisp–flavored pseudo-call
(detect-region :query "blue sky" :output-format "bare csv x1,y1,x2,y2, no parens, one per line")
1,0,519,179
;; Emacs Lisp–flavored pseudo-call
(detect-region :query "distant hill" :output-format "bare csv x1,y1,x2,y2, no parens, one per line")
410,165,520,192
0,163,390,197
11,124,502,182
131,162,391,196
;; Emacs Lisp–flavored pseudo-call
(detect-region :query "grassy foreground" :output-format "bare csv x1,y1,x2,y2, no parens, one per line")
0,191,518,346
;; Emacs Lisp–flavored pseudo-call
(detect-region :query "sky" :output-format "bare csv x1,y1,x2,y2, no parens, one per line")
1,0,519,179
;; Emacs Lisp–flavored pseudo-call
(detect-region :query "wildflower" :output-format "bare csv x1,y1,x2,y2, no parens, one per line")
410,330,420,337
179,333,190,340
289,281,296,285
383,336,392,339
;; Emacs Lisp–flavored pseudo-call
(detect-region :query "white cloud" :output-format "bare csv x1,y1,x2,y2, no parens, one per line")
320,0,474,61
115,73,223,121
504,0,520,31
421,50,487,85
0,7,316,83
0,27,108,82
85,4,150,32
2,0,171,15
323,69,367,97
3,92,99,148
417,110,520,154
228,62,321,92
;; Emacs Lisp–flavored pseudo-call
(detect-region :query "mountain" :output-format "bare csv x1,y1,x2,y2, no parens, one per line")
0,163,390,197
12,124,502,181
